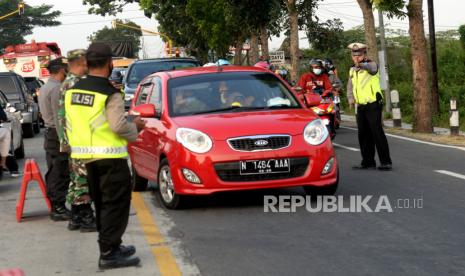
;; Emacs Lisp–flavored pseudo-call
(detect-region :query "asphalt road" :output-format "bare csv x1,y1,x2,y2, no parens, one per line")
152,126,465,276
1,127,464,275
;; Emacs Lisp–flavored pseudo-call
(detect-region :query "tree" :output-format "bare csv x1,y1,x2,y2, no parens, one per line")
459,25,465,48
88,20,142,58
355,0,378,62
306,18,344,52
285,0,300,82
407,0,432,132
0,0,60,50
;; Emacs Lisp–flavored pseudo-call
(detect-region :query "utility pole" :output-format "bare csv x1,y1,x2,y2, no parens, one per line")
427,0,439,114
378,9,391,112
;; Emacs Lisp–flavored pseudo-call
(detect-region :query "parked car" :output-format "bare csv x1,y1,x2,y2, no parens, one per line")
24,77,44,127
0,90,25,159
0,72,40,138
123,58,200,110
128,66,339,209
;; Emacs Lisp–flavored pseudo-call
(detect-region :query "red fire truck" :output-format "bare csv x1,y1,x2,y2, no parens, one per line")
0,40,62,82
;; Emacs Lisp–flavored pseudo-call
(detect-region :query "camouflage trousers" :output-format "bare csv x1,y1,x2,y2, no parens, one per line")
66,158,91,205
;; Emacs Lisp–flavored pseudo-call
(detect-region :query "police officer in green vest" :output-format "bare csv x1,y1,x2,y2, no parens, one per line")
64,43,146,269
347,42,392,171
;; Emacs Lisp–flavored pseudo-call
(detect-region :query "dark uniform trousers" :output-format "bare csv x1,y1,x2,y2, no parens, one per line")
356,101,392,166
86,158,132,253
44,128,70,204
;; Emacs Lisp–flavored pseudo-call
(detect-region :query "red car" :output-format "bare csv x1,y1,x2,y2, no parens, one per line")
129,66,338,209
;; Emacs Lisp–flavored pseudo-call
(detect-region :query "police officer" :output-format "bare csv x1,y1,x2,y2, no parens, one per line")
64,43,145,269
38,58,71,220
347,43,392,171
57,49,97,232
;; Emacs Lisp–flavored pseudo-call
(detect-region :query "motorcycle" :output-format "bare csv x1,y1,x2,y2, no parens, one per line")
294,87,337,140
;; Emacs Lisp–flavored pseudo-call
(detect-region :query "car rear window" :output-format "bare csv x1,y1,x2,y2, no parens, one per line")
0,76,21,101
126,60,199,87
168,72,301,117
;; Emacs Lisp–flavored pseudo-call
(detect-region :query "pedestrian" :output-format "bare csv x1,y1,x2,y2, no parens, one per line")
64,43,145,269
0,106,11,180
57,49,97,232
38,58,71,220
346,42,392,171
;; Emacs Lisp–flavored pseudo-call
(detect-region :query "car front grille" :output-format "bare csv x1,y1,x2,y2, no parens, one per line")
227,135,291,152
214,157,309,182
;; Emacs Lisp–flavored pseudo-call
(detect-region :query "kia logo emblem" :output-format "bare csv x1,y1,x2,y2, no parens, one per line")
254,139,269,146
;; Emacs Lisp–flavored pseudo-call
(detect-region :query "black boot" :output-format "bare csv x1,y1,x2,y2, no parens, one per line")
50,202,71,221
79,204,97,232
68,205,81,231
99,246,140,269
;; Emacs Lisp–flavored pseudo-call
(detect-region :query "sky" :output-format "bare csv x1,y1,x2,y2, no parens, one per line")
23,0,465,57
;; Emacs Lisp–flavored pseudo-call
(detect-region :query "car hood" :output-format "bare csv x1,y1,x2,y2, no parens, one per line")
171,109,318,140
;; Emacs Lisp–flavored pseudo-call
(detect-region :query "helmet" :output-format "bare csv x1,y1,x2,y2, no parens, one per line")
216,59,230,66
309,58,323,68
323,58,335,71
203,62,216,67
254,61,271,70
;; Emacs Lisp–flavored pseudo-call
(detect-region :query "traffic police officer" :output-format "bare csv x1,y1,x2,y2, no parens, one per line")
347,42,392,170
64,43,145,269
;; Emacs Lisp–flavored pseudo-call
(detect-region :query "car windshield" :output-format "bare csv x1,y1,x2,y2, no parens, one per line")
168,72,301,117
0,76,20,100
126,60,199,87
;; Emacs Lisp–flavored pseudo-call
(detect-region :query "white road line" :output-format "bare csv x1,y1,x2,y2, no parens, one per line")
340,126,465,152
332,143,360,152
434,170,465,180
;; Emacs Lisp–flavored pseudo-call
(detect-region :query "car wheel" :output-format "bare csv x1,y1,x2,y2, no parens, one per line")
157,159,184,209
14,138,25,159
303,168,339,196
22,123,34,138
33,117,40,134
132,165,148,191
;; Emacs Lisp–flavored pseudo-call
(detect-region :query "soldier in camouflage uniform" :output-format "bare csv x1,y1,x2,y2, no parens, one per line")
58,49,96,232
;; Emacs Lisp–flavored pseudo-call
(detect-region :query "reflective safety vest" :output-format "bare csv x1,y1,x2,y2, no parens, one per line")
350,67,383,105
64,89,128,159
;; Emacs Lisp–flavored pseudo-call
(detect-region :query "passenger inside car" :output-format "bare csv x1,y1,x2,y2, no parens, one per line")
173,89,208,114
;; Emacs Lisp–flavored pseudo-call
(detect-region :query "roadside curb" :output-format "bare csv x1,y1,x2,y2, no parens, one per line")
341,114,465,136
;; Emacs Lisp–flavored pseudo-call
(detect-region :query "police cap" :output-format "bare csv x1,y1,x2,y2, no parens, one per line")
348,42,367,56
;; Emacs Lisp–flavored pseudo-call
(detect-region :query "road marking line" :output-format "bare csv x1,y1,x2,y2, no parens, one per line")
341,126,465,151
332,143,360,151
434,170,465,180
132,192,181,276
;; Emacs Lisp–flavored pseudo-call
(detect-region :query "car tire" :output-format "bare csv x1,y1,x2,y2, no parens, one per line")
303,168,339,196
132,165,148,191
22,123,34,138
33,117,40,134
14,138,25,159
157,159,185,209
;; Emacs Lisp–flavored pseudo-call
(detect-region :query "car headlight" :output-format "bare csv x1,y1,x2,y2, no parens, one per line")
176,128,213,153
303,119,329,145
124,94,134,102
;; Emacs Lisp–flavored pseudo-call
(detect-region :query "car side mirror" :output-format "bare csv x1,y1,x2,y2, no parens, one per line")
304,93,322,107
132,103,156,118
14,102,26,111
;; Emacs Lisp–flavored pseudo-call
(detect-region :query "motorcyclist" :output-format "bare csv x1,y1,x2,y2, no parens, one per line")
323,58,343,90
297,59,333,97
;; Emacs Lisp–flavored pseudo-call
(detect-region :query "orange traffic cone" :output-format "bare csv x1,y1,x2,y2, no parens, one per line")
16,159,51,222
0,268,25,276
